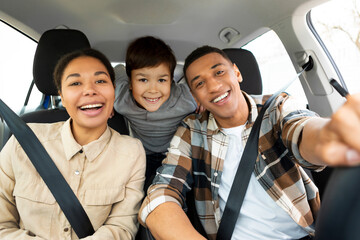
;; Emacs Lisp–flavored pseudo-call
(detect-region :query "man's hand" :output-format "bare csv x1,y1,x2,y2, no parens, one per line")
301,93,360,167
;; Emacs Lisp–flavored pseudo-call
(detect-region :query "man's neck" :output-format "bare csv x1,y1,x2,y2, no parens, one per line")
215,95,250,129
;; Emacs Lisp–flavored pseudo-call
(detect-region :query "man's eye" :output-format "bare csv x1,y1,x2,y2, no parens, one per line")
216,70,224,76
196,81,204,88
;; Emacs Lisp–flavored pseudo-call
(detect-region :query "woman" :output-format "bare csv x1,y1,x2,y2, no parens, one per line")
0,48,146,239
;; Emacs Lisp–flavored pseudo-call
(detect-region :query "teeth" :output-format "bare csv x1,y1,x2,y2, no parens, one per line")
146,98,160,102
80,103,103,110
213,92,228,103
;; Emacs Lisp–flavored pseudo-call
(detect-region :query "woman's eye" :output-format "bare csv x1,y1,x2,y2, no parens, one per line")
96,79,107,84
69,82,80,86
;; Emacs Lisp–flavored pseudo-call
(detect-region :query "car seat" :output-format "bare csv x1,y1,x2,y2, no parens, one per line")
223,48,263,95
2,29,128,147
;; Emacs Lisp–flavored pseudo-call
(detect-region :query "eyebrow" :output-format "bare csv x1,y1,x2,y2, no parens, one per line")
94,71,109,77
65,71,109,81
65,73,80,80
189,63,224,85
135,73,170,78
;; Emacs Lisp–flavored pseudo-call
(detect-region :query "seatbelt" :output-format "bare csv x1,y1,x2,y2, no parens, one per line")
216,68,308,240
0,99,95,238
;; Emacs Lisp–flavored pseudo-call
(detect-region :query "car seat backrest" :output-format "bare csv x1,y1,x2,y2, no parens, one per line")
21,29,128,134
33,29,91,96
223,48,262,95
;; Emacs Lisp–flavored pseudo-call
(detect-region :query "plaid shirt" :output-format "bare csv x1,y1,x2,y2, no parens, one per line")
139,92,323,239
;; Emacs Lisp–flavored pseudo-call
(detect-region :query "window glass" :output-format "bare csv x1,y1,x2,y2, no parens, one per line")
0,21,41,113
311,0,360,94
242,30,308,106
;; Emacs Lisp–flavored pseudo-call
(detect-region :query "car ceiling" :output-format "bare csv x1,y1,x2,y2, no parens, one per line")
0,0,327,62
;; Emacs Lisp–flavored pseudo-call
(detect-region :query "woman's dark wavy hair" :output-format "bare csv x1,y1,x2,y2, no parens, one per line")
53,48,115,92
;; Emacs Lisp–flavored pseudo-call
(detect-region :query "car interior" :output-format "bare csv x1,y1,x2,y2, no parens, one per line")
0,0,359,239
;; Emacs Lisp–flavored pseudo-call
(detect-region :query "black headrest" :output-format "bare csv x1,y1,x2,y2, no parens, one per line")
33,29,91,95
223,48,262,95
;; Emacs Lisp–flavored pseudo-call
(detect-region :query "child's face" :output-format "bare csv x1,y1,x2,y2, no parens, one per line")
59,56,115,135
130,63,172,112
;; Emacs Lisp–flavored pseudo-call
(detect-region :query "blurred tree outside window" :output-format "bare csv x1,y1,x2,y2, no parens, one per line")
312,0,360,94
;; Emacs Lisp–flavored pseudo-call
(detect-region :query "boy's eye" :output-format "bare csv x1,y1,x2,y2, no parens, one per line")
158,78,167,83
139,78,148,82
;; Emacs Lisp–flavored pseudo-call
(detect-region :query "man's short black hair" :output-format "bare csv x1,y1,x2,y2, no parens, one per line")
183,45,232,82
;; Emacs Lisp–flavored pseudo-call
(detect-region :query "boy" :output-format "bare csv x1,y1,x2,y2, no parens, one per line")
113,36,197,189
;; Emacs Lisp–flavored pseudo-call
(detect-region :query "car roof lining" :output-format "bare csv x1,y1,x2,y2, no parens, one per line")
0,0,328,62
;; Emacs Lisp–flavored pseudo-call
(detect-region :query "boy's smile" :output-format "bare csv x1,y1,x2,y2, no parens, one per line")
130,63,172,112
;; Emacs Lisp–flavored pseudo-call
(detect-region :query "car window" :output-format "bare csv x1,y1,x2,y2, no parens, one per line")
242,30,308,106
0,21,41,113
311,0,360,94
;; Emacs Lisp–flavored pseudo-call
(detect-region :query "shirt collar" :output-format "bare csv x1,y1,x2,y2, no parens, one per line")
207,91,258,134
61,119,112,162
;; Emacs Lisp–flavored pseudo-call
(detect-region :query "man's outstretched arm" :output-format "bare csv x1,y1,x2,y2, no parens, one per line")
299,93,360,167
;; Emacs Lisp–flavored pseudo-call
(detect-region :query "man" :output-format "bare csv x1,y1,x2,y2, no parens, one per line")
138,46,360,240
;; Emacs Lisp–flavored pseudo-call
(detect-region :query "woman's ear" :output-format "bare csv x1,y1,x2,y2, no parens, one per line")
233,63,243,83
59,90,66,108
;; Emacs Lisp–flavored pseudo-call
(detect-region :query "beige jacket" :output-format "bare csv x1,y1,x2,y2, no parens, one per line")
0,119,146,239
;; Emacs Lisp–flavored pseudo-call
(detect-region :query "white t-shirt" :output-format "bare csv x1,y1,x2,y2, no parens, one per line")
218,125,309,240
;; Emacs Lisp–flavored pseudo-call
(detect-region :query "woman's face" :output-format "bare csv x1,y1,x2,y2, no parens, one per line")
59,56,115,137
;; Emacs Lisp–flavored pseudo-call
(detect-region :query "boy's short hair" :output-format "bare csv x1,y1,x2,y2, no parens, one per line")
125,36,176,79
183,45,232,82
54,48,115,92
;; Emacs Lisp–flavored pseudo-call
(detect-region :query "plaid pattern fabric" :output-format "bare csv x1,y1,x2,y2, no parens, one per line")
139,92,323,239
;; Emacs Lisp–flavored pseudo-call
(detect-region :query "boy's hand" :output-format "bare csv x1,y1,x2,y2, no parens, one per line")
195,104,205,114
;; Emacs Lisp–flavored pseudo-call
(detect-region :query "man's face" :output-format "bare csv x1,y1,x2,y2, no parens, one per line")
186,52,248,128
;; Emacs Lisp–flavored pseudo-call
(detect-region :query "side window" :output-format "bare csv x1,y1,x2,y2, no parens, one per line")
311,0,360,94
0,21,41,113
242,30,308,106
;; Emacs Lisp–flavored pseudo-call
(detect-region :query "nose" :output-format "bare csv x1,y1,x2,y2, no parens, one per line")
207,76,222,93
83,82,97,96
147,81,159,93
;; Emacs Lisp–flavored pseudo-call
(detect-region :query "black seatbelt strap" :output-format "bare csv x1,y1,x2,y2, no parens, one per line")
0,99,95,238
216,68,307,240
216,93,276,240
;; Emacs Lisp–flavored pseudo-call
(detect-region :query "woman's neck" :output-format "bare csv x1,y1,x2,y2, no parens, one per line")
70,120,107,146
